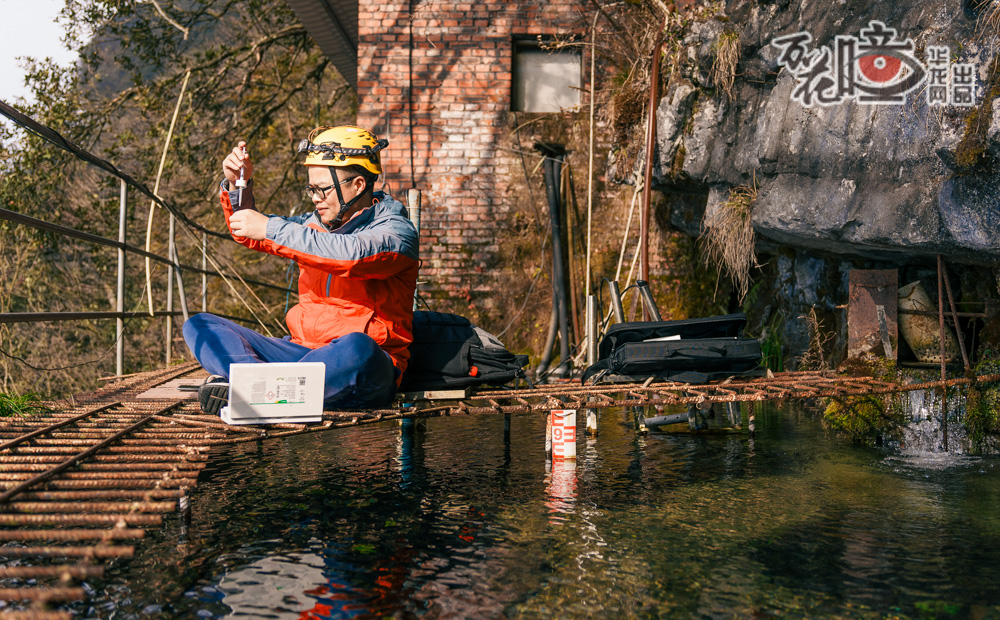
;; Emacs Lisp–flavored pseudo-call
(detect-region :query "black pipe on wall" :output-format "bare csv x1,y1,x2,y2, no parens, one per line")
534,143,570,379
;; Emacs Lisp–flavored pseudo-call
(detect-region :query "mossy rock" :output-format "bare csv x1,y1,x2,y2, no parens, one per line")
823,357,906,444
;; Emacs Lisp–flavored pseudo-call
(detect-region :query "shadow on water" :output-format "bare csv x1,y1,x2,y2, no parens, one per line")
71,403,1000,618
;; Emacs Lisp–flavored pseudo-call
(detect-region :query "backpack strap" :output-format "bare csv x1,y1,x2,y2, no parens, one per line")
581,359,611,385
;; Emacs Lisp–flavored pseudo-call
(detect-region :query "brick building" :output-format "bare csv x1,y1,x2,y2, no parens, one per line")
287,0,597,310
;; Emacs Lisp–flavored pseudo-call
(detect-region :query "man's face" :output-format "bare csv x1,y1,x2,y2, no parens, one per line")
306,166,364,227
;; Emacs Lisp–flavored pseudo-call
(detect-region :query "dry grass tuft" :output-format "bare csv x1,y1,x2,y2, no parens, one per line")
700,176,759,303
798,307,835,371
711,31,740,101
979,0,1000,31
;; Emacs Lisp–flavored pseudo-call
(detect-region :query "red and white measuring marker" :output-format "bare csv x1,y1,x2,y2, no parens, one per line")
548,409,577,460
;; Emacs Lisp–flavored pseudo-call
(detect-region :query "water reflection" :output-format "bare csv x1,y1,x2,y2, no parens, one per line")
544,459,577,521
217,551,339,618
70,404,1000,618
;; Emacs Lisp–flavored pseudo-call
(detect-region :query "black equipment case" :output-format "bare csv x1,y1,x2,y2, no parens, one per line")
399,311,530,392
581,313,761,384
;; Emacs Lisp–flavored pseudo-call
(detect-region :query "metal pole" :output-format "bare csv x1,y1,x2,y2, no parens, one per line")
940,258,970,370
166,214,175,365
639,17,667,296
584,10,599,303
636,280,663,322
586,295,599,437
407,188,421,311
608,280,625,323
586,295,599,367
201,232,207,313
937,255,948,451
116,180,127,377
171,244,190,324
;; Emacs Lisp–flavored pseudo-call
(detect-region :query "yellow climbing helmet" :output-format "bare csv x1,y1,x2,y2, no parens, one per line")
297,125,388,175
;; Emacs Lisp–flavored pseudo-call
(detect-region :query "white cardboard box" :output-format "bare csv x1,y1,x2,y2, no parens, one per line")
220,362,326,425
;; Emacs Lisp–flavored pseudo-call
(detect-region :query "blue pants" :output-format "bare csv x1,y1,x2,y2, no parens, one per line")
182,313,397,409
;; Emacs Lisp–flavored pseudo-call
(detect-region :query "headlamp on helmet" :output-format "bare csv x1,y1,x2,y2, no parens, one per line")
297,125,387,175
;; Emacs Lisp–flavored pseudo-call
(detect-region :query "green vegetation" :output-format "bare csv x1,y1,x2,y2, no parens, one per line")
953,55,1000,172
1,0,354,398
0,391,49,417
759,312,785,373
964,349,1000,452
601,2,727,180
823,358,906,444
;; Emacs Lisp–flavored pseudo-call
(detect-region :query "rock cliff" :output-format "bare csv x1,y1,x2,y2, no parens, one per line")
655,0,1000,264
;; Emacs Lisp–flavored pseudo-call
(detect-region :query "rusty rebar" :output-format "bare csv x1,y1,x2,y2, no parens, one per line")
0,403,120,452
10,444,210,453
20,437,214,446
940,258,970,370
0,402,182,505
0,588,85,602
6,357,1000,612
0,454,203,464
5,501,176,513
0,479,194,489
0,514,161,526
0,529,144,541
0,546,134,559
151,414,265,434
1,610,73,620
18,490,183,501
0,565,104,578
0,466,202,474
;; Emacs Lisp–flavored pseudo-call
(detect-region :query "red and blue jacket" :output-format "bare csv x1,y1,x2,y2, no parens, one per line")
220,182,419,382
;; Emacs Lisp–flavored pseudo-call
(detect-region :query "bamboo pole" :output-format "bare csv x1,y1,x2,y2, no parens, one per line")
145,69,191,318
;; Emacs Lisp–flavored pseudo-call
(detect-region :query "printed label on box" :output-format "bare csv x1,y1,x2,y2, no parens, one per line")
250,376,307,405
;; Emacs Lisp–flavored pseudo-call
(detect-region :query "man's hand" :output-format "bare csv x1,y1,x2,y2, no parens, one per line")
222,140,252,186
229,209,268,240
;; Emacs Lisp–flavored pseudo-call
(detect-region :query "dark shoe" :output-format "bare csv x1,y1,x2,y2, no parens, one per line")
198,375,229,416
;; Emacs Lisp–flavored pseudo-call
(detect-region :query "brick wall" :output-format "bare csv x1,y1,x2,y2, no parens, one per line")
357,0,588,304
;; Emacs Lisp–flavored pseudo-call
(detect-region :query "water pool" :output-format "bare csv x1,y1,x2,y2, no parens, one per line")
73,404,1000,618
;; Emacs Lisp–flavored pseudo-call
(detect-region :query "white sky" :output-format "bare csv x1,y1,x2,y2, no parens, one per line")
0,0,78,105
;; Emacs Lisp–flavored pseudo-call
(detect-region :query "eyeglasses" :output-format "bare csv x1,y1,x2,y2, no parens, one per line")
304,176,358,200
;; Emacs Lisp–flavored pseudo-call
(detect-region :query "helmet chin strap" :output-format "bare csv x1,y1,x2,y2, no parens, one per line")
327,168,366,229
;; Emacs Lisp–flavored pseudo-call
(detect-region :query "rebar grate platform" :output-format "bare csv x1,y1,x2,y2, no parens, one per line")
2,363,997,616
